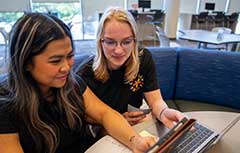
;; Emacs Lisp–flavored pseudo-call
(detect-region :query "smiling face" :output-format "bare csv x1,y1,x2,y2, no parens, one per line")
27,36,74,95
101,19,135,70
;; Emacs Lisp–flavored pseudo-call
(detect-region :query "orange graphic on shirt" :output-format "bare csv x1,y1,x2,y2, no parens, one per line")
129,74,144,92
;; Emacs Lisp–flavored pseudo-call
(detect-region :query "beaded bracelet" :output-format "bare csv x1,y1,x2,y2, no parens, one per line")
159,107,168,120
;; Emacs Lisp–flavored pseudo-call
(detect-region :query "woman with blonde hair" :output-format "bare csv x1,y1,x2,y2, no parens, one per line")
77,7,185,126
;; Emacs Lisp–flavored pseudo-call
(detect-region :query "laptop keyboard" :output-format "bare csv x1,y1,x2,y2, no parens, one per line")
171,123,214,153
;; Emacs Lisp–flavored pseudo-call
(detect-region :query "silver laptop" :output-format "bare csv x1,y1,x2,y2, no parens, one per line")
144,115,240,153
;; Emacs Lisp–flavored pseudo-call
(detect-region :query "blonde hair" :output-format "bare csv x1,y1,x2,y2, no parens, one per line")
93,7,140,83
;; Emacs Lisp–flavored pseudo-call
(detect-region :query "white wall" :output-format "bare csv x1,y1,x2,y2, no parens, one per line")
180,0,199,14
227,0,240,14
82,0,124,20
178,14,192,30
127,0,137,9
32,0,79,2
0,0,31,12
127,0,164,10
151,0,164,10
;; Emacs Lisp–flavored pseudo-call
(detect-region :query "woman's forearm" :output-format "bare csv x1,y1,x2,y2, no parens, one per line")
144,90,168,120
83,87,143,150
101,109,139,149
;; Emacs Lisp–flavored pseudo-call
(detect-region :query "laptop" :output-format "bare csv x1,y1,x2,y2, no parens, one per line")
144,115,240,153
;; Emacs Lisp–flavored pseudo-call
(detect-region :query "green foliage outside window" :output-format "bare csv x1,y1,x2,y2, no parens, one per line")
0,3,81,24
32,3,81,22
0,12,24,23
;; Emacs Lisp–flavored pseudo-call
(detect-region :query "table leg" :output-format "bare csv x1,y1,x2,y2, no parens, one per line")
198,42,201,48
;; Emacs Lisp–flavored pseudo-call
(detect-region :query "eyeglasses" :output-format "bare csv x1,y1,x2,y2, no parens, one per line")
101,37,136,50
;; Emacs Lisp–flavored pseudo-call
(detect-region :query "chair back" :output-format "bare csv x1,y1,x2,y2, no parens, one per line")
197,12,209,25
153,10,164,21
0,28,9,43
199,12,209,18
229,12,239,22
0,27,9,62
155,26,170,47
215,11,225,17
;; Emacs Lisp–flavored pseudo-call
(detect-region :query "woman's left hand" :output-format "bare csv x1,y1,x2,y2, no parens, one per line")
159,108,185,128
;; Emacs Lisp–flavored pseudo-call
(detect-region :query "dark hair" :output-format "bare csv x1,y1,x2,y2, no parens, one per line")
6,13,85,153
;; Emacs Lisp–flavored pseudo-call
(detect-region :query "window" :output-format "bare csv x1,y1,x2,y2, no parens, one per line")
0,12,24,35
32,2,82,40
82,0,124,39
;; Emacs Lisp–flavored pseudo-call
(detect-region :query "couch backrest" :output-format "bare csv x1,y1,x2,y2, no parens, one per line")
175,48,240,109
74,48,178,100
73,52,95,72
73,48,240,110
148,47,178,100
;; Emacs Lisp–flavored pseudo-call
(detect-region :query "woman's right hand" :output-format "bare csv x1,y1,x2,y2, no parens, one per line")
131,135,156,153
123,111,147,125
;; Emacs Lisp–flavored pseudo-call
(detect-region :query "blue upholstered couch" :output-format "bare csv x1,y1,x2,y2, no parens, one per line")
148,47,240,112
74,47,240,112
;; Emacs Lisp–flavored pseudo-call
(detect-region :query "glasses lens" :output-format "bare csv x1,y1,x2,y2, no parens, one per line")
102,39,116,49
121,38,135,49
101,37,135,49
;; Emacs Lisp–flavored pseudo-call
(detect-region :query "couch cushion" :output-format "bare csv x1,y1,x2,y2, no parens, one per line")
73,52,95,72
175,48,240,110
165,100,239,112
174,100,240,112
165,100,179,110
147,47,177,100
